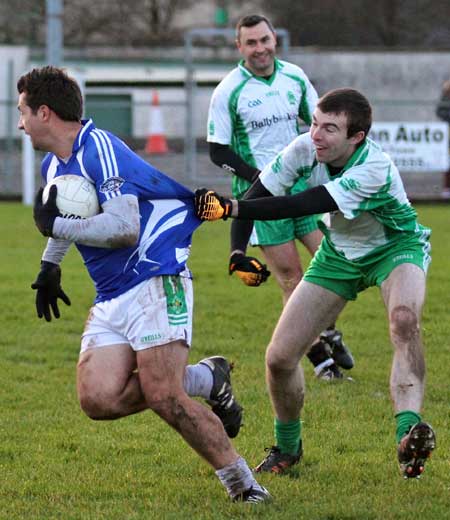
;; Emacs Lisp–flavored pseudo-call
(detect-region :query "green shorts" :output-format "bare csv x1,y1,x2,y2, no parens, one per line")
303,233,431,301
250,215,320,246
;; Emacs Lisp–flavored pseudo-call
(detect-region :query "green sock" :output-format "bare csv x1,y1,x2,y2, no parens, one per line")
395,410,422,443
274,418,301,455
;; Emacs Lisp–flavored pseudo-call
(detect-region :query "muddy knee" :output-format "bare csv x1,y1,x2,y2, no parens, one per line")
390,305,419,343
147,393,189,429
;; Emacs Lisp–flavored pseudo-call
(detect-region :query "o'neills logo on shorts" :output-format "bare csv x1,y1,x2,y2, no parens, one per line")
140,333,163,343
393,253,413,262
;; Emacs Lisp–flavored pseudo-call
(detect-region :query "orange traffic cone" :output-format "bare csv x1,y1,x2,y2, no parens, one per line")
145,90,169,154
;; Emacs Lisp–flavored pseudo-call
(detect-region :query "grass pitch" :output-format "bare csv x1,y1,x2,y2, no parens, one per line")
0,203,449,519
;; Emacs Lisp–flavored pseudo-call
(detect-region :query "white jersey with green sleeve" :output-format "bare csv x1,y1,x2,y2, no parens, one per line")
207,58,318,199
260,133,430,260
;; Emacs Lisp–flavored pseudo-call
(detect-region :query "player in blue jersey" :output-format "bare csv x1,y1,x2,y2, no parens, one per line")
17,66,270,504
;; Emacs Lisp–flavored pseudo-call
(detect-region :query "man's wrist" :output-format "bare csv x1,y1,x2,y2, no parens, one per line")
40,260,58,269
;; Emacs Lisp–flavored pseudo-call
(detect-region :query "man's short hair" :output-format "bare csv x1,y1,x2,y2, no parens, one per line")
317,88,372,138
236,14,275,40
17,66,82,122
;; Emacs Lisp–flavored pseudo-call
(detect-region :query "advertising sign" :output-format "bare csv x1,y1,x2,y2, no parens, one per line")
369,122,449,172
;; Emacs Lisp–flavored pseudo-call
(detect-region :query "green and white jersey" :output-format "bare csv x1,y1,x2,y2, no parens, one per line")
260,133,430,260
207,58,318,198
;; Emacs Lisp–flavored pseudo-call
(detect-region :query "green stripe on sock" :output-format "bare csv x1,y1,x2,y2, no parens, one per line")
274,418,301,455
395,410,422,443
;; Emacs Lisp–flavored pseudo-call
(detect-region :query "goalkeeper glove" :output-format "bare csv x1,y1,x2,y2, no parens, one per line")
194,188,232,221
229,252,271,287
31,261,71,321
33,185,61,237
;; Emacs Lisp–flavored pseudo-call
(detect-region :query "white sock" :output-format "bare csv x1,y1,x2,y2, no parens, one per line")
184,363,213,399
313,357,334,376
215,456,262,498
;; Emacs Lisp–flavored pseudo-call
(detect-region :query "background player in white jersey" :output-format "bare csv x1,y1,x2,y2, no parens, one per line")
195,88,436,479
18,66,270,503
207,14,354,379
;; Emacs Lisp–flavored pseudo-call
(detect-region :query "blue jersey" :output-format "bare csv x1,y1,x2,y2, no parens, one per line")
41,119,201,303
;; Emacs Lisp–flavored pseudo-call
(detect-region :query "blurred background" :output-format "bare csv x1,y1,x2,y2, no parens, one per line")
1,0,450,200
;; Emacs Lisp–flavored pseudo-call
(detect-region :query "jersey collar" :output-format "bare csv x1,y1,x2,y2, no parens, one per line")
342,140,370,172
238,58,281,85
325,140,370,178
72,118,96,154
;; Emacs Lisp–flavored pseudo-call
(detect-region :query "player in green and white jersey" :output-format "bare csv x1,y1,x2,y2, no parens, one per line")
195,88,436,479
207,14,354,379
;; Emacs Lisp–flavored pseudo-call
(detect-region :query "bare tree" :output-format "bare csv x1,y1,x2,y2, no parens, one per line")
263,0,450,48
0,0,45,45
0,0,196,47
0,0,449,48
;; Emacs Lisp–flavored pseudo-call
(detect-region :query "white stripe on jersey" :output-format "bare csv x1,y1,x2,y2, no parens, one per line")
91,129,121,199
90,132,109,181
92,130,115,179
78,119,93,147
96,129,119,178
90,131,115,199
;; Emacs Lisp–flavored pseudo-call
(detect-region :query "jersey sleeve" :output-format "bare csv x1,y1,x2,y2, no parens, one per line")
207,83,232,145
324,157,395,219
259,134,314,196
81,130,128,205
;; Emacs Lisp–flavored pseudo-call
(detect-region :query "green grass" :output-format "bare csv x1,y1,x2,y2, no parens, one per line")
1,203,449,519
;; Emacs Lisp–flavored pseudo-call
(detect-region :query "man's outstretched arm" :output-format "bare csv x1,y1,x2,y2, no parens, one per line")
237,185,338,220
195,183,337,222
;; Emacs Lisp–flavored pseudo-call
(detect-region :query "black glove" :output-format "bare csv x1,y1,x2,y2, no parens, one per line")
229,252,271,287
31,261,71,321
194,188,232,221
33,185,61,237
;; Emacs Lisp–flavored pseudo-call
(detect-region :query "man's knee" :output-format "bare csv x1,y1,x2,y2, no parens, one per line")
79,392,114,420
78,380,126,420
266,343,298,373
272,264,302,293
146,389,188,427
390,305,420,343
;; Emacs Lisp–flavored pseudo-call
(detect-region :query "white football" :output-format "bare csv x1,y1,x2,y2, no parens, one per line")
42,175,99,219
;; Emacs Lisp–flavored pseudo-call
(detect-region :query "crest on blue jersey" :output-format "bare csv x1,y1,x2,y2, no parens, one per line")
100,176,125,193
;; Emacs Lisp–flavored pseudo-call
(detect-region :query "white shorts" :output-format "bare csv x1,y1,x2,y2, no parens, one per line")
81,274,193,353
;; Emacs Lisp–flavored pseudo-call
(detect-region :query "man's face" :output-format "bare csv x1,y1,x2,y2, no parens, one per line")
236,21,276,76
310,108,364,167
17,92,47,151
